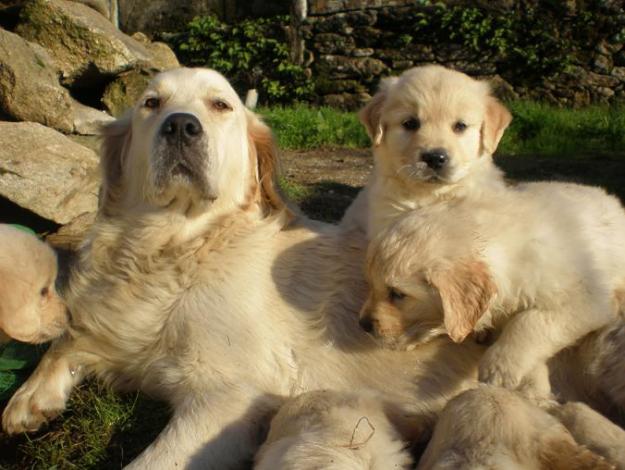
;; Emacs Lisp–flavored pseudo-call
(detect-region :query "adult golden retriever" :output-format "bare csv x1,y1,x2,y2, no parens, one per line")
2,68,624,468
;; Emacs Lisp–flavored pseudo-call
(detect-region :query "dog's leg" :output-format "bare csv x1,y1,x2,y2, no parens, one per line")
125,387,280,470
479,305,612,390
2,335,87,433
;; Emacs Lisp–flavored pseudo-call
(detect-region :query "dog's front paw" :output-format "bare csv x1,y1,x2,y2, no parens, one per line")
2,378,67,434
478,347,528,390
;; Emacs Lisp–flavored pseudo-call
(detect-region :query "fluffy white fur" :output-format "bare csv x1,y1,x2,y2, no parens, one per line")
418,385,618,470
3,68,625,468
341,65,511,238
0,225,68,344
255,390,413,470
361,181,625,392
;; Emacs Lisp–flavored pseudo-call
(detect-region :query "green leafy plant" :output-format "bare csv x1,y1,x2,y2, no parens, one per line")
166,15,314,104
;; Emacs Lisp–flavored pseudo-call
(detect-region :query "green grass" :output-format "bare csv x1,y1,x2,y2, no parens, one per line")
0,381,169,469
261,102,625,157
260,105,370,150
501,101,625,157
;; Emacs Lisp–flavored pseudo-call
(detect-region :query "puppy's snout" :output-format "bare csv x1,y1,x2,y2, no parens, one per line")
160,113,203,144
359,316,374,333
421,148,448,170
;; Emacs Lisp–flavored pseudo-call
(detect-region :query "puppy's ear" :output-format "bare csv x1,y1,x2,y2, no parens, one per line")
99,114,132,215
429,259,496,343
359,76,398,146
246,110,289,217
481,96,512,156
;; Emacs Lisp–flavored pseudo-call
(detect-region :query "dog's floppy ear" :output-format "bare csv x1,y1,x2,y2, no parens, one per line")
428,259,496,343
481,96,512,156
99,114,132,215
246,110,289,217
359,76,398,146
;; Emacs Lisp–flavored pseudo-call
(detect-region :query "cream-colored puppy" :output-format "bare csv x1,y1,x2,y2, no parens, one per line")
360,182,625,391
342,65,511,237
0,225,68,344
255,390,413,470
548,401,625,469
418,385,617,470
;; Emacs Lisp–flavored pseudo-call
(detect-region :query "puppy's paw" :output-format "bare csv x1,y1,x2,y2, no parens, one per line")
478,348,528,390
2,377,67,434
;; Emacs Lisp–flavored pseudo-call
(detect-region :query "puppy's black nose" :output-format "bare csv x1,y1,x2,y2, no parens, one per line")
421,149,448,170
160,113,203,143
359,316,374,333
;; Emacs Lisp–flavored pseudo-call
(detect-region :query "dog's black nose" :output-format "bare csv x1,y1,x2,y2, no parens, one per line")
160,113,203,142
359,316,374,333
421,149,448,170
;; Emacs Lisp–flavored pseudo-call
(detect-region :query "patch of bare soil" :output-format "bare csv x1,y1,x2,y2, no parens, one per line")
281,148,372,222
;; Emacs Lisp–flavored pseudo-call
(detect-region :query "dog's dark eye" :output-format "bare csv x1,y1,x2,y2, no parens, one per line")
401,117,420,131
212,99,231,111
389,288,406,302
40,286,49,297
144,97,160,109
453,120,468,133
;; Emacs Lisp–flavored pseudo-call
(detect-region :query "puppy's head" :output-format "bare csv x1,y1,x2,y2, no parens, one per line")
0,226,69,343
359,213,496,349
360,65,511,187
100,68,285,218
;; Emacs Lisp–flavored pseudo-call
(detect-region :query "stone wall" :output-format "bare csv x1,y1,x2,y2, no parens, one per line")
298,0,625,108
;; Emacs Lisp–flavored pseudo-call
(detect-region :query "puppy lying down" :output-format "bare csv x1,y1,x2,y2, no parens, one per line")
255,390,413,470
418,385,619,470
0,225,68,344
360,182,625,392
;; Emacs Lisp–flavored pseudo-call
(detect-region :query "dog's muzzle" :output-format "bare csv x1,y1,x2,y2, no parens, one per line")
154,112,209,193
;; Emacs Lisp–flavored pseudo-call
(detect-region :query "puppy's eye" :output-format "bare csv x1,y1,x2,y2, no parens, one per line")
40,286,49,297
389,288,406,302
402,117,420,131
453,121,468,133
212,99,232,111
144,97,160,109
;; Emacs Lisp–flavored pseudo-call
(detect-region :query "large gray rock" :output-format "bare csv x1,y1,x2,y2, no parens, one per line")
71,97,115,135
0,122,99,224
17,0,152,85
131,32,180,71
0,28,74,132
102,68,152,116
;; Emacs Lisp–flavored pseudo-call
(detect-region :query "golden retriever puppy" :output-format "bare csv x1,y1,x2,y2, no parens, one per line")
2,68,484,467
341,65,511,238
0,225,68,343
418,385,616,470
360,183,625,392
549,401,625,469
255,390,413,470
